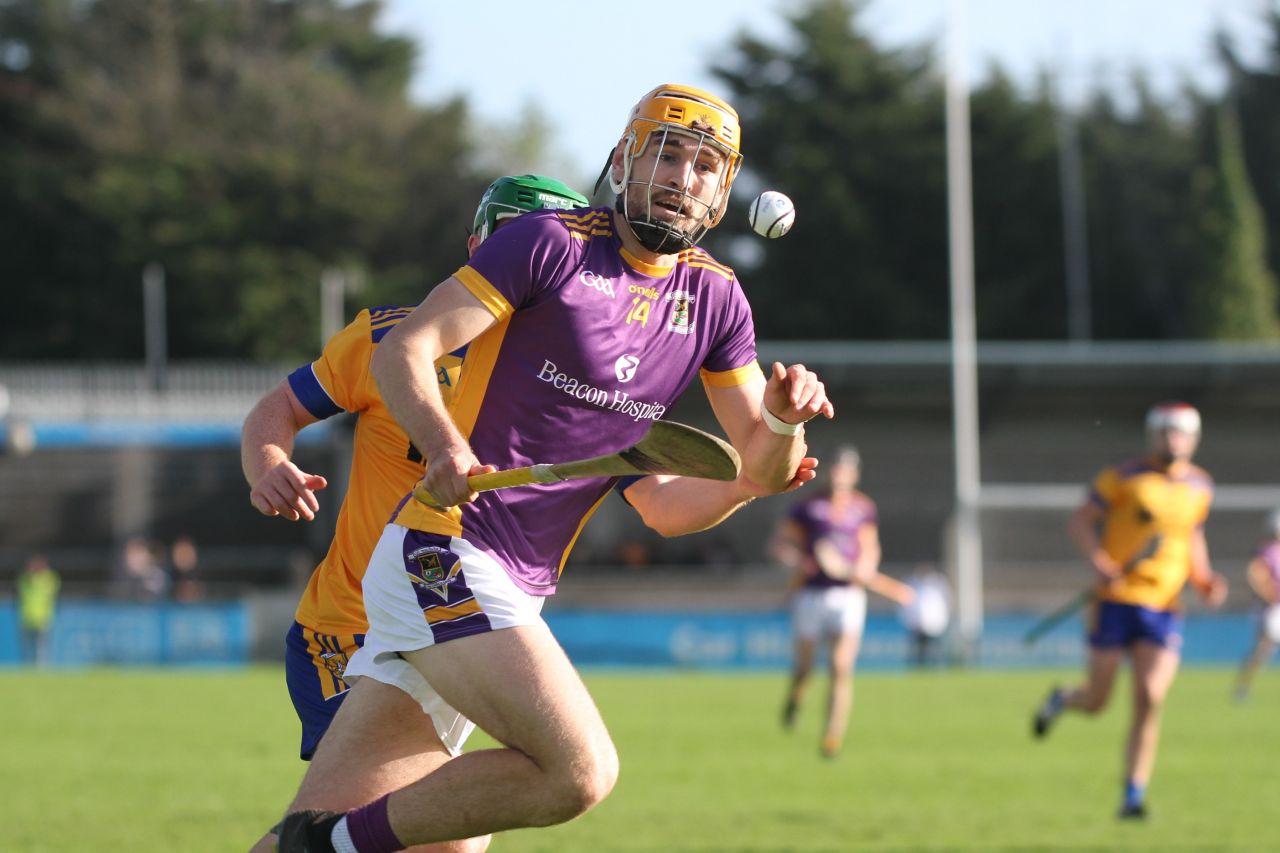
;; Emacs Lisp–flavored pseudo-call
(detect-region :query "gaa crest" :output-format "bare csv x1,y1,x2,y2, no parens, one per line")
405,545,462,602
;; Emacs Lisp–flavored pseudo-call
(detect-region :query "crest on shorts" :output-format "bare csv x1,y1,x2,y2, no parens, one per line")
405,545,462,602
319,650,348,681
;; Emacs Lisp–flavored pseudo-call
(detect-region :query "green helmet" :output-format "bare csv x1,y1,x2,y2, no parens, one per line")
472,174,589,241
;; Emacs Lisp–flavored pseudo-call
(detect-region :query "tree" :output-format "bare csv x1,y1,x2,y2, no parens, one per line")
1186,104,1280,339
708,0,1077,341
1217,11,1280,316
0,0,484,362
707,0,951,340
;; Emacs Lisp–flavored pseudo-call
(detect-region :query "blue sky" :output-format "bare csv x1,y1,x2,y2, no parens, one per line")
379,0,1272,180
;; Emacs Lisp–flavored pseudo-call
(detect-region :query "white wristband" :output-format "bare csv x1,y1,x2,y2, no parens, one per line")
761,401,803,435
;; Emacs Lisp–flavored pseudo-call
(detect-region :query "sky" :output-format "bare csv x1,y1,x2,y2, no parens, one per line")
378,0,1274,180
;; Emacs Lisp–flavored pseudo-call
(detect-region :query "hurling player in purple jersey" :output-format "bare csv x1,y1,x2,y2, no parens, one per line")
243,175,588,853
1232,509,1280,702
772,445,914,759
278,83,833,853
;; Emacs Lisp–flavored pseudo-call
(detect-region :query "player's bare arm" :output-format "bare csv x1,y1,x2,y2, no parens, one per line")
706,361,833,493
241,380,327,521
623,455,819,537
850,524,882,586
1068,501,1121,583
371,277,498,508
1188,527,1228,606
1246,557,1275,603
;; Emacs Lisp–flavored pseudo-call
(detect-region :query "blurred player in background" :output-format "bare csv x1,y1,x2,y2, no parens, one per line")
277,83,832,852
241,174,589,853
771,445,913,759
16,552,59,666
1032,402,1228,820
899,562,950,667
1231,508,1280,702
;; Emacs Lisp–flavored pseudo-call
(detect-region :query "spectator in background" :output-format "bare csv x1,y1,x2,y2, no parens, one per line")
168,535,204,603
115,536,168,601
1232,508,1280,702
17,553,60,666
772,445,913,759
899,562,950,667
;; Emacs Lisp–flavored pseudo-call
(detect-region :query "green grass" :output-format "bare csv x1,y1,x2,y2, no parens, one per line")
2,666,1275,851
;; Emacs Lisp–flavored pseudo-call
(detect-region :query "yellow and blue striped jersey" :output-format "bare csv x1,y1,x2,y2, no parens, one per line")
1088,458,1213,611
287,306,462,634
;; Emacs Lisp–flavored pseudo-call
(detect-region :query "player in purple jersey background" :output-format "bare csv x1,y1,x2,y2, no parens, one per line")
772,446,914,759
279,83,834,853
1232,509,1280,702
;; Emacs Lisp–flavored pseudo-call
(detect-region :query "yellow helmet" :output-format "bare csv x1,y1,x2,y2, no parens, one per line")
609,84,744,252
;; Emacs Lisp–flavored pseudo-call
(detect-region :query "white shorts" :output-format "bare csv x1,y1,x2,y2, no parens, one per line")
1263,604,1280,644
344,525,547,756
791,585,867,641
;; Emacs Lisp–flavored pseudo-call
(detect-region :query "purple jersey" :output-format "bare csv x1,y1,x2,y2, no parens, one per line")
1258,541,1280,588
393,207,761,595
788,492,879,589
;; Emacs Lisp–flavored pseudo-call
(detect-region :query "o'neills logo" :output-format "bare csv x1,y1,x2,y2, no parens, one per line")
536,359,667,422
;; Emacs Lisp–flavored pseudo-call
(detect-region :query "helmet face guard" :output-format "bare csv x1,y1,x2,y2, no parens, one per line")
1144,401,1201,461
472,174,589,242
609,84,743,253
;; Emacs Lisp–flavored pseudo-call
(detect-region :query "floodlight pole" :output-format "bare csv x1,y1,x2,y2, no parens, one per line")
945,0,984,663
143,262,168,392
1054,78,1092,341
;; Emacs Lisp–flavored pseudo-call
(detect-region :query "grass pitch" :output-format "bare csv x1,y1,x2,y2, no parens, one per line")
2,666,1275,851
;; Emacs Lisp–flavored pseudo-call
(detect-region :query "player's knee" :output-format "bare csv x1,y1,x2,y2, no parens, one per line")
543,741,619,824
1133,688,1165,715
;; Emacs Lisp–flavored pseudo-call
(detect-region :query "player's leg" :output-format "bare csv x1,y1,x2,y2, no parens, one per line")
279,529,618,849
820,587,865,758
1232,635,1272,702
253,624,486,853
783,638,816,729
277,676,490,852
821,630,860,758
1233,605,1279,701
1120,633,1181,818
1033,643,1122,738
783,589,820,729
1035,600,1129,736
384,624,618,841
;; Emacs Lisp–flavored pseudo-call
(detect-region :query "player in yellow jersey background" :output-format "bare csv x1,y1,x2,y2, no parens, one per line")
241,175,588,853
1032,401,1228,820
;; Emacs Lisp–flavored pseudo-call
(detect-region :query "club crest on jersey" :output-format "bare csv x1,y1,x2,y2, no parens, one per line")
405,545,462,602
666,291,695,335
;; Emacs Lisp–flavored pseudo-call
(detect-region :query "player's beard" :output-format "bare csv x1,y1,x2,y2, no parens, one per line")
618,185,710,254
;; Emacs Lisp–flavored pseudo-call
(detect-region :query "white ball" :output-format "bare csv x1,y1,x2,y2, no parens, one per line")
748,190,796,238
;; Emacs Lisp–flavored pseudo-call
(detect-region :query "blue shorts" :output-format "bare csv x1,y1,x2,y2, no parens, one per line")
1088,601,1182,651
284,621,365,760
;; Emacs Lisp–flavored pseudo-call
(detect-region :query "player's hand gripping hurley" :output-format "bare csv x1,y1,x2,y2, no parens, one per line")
413,420,742,509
